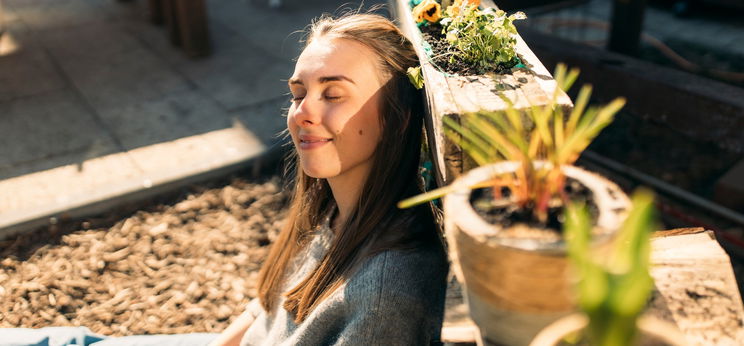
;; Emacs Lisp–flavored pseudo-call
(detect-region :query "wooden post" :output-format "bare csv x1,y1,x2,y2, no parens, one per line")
608,0,647,55
174,0,211,57
163,0,181,46
0,0,6,39
148,0,165,25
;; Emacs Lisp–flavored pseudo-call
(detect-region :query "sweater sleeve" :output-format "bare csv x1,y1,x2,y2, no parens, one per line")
244,297,263,319
332,247,449,346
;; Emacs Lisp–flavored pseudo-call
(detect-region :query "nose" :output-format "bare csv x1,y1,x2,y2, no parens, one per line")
292,97,321,127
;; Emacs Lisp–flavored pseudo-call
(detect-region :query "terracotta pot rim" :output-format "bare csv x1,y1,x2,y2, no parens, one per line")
443,161,631,253
529,312,689,346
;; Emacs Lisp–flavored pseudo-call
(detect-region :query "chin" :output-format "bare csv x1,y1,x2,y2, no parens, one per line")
300,162,339,179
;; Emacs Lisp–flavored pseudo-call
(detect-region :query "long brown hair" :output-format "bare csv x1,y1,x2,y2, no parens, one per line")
256,13,441,323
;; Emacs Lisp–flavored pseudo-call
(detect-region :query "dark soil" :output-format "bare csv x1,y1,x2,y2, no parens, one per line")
0,176,288,336
469,178,599,238
420,23,518,76
586,110,741,201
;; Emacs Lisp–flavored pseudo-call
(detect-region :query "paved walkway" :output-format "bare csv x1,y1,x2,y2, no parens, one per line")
0,0,384,237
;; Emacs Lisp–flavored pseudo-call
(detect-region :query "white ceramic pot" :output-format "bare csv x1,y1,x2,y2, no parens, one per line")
443,161,631,346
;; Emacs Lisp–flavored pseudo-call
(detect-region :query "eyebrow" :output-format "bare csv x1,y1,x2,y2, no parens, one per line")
288,75,356,86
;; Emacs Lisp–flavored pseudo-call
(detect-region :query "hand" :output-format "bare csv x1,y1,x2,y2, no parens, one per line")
208,310,256,346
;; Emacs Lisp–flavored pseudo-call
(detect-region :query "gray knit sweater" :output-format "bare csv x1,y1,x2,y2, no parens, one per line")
239,217,449,346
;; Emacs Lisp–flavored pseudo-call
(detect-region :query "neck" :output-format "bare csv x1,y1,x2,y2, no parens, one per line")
326,161,373,231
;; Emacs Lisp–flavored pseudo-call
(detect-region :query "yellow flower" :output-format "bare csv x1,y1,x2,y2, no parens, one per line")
412,0,442,24
445,0,480,17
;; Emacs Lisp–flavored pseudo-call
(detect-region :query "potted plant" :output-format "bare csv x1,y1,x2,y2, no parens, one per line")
399,65,631,345
529,190,687,346
392,0,573,185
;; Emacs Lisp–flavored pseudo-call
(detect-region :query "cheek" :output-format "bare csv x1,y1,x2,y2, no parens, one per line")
339,103,382,153
357,104,382,144
286,104,295,127
357,122,380,149
287,110,298,138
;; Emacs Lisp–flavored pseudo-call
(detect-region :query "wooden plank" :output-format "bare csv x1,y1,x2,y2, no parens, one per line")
442,274,480,344
648,230,744,345
512,34,572,108
392,0,458,186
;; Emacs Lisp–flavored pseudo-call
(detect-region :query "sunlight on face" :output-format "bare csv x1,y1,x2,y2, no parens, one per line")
287,38,387,180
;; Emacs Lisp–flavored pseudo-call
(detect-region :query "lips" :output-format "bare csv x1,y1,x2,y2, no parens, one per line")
298,134,333,150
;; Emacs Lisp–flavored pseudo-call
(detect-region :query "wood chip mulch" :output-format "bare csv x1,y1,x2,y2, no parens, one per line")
0,177,288,336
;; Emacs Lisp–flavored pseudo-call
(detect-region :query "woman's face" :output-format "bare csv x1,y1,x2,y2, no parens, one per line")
287,38,386,180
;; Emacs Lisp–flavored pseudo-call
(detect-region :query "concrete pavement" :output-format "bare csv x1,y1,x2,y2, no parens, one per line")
0,0,385,238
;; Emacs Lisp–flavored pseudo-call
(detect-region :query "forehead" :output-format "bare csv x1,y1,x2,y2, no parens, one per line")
293,38,382,84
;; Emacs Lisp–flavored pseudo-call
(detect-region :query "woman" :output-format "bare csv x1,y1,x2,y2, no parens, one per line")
211,13,449,346
1,12,448,346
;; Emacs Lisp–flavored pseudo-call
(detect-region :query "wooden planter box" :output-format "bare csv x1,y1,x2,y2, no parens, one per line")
390,0,573,186
391,2,744,345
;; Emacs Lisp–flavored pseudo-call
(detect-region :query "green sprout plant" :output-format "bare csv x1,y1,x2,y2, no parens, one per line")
563,189,656,346
410,0,525,74
398,64,626,224
439,4,525,72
